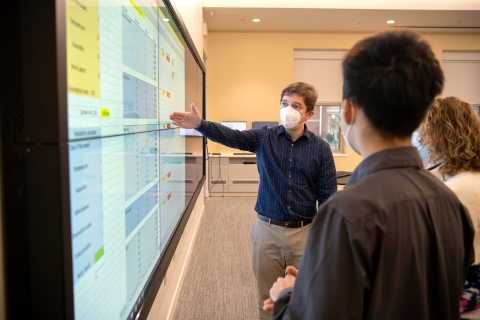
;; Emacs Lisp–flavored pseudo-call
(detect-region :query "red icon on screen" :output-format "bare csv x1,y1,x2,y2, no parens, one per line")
167,172,171,178
167,92,170,98
166,55,170,62
168,193,171,200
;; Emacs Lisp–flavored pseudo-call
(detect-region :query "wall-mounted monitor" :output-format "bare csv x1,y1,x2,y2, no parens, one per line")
220,121,247,131
180,128,203,136
0,0,206,319
252,121,279,129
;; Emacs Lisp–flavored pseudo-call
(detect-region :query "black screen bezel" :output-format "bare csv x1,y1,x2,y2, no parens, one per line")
0,0,206,318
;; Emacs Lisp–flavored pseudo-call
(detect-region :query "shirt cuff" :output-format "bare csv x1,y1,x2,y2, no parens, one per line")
196,119,207,132
278,287,293,300
272,288,293,317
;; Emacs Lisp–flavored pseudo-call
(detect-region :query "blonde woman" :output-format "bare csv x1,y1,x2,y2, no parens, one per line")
419,96,480,318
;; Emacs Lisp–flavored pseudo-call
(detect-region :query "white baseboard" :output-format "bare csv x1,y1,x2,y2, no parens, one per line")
146,186,206,320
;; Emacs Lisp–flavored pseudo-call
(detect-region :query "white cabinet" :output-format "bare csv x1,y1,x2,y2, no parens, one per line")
208,154,259,194
185,155,203,195
228,158,259,192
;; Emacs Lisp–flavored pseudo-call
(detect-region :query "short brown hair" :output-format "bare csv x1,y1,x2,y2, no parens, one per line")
419,96,480,179
280,82,318,112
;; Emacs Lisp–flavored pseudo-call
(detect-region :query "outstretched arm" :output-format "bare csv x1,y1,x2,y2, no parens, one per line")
170,103,265,152
170,103,202,129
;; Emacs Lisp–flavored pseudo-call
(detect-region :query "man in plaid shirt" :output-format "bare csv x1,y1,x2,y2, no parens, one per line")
170,82,337,320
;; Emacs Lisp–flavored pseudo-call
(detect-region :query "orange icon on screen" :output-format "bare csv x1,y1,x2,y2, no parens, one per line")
166,55,170,63
167,172,171,178
167,92,170,98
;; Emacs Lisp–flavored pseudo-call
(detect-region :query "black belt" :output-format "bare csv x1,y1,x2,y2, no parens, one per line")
258,214,312,228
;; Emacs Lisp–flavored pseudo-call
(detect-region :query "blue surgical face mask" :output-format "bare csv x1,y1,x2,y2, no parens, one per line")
411,131,429,167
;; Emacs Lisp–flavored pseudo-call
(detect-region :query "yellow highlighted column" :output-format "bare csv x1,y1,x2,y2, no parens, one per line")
67,0,100,98
128,0,146,19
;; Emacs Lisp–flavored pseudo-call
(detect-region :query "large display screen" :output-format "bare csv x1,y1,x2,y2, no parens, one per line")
65,0,204,318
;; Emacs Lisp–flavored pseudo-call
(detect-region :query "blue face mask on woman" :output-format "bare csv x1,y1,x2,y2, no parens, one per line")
411,131,429,168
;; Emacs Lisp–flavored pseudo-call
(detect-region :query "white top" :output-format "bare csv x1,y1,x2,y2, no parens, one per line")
431,168,480,265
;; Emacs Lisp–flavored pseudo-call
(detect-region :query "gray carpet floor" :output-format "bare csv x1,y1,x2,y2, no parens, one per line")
173,197,260,320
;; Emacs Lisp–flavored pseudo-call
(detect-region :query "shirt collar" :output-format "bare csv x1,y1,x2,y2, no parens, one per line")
277,124,312,140
347,147,424,186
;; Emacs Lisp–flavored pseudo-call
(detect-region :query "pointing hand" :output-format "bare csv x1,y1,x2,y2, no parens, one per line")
169,103,201,129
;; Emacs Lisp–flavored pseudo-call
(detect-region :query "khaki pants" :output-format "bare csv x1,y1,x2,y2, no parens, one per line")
250,217,311,320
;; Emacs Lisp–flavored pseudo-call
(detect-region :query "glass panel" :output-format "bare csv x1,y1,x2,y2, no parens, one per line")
306,105,341,150
325,111,341,150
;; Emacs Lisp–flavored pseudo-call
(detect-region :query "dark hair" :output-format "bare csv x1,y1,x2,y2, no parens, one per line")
342,29,444,138
280,82,318,112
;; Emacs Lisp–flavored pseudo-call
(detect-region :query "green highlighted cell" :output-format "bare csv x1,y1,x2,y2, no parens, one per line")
94,247,104,263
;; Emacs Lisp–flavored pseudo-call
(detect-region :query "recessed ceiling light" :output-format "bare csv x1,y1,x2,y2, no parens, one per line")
253,19,260,22
163,18,169,22
387,20,395,24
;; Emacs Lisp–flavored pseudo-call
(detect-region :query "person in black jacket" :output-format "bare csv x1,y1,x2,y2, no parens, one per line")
263,29,474,320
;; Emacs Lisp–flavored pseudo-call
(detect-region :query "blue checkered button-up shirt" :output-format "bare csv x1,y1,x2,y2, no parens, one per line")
196,120,337,221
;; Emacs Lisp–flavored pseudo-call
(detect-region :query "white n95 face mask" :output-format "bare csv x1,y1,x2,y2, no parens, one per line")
280,106,304,130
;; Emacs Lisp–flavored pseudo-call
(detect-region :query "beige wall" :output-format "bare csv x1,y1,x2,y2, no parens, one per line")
173,0,204,56
206,31,480,171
